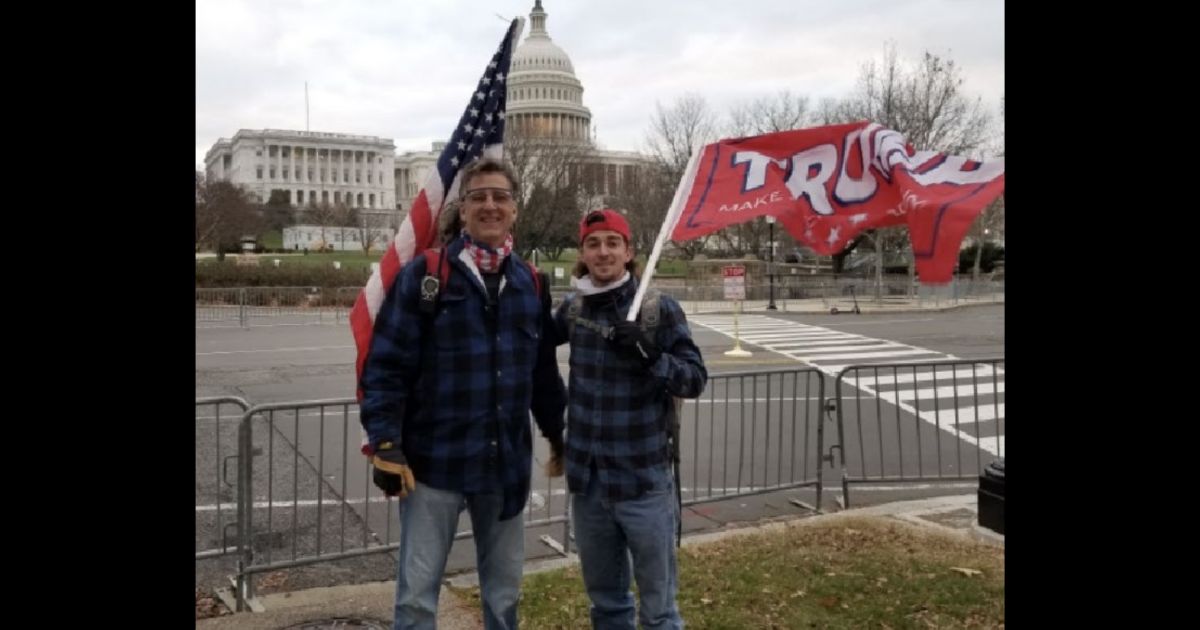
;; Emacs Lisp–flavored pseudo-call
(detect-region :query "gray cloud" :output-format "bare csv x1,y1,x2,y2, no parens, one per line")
196,0,1003,168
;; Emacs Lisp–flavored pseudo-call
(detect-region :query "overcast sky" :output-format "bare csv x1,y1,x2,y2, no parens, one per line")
196,0,1004,169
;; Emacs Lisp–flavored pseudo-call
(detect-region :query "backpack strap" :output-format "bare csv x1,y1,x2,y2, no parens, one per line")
419,248,449,315
638,287,683,547
565,293,583,340
565,294,617,340
639,288,661,335
526,260,542,296
568,286,661,342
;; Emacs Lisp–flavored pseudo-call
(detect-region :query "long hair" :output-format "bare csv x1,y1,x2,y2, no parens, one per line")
439,200,463,244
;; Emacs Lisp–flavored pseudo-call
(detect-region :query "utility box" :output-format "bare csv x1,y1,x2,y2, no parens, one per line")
978,458,1005,535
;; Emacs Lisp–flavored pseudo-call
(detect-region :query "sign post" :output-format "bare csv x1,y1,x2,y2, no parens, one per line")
723,265,752,357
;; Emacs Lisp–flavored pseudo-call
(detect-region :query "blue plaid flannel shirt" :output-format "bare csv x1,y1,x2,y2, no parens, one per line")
551,277,707,501
359,235,566,519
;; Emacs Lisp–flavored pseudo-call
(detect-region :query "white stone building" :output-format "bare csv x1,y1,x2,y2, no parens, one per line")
282,224,395,252
205,129,397,212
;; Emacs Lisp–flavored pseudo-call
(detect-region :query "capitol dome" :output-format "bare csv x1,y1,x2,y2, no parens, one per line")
507,1,592,142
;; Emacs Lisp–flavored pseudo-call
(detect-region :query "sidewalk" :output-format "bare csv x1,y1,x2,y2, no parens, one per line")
676,295,1003,315
197,493,1002,629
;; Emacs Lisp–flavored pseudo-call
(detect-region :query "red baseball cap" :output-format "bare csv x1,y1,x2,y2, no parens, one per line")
579,209,631,244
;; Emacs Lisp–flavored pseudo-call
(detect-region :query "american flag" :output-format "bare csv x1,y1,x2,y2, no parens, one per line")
349,18,523,453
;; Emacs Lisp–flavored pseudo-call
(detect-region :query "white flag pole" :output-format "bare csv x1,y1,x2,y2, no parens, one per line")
627,147,706,321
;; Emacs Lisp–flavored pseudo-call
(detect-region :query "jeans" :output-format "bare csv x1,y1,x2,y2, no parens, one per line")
393,481,525,630
571,473,682,630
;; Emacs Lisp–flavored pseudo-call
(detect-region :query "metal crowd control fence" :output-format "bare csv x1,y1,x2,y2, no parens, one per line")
675,368,826,508
195,288,247,325
195,397,251,561
228,398,573,610
215,368,828,609
232,399,389,609
196,287,362,327
197,280,1005,325
553,367,827,561
201,359,1007,609
830,358,1005,508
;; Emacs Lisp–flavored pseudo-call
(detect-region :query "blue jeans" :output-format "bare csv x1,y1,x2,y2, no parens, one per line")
571,474,682,630
393,481,525,630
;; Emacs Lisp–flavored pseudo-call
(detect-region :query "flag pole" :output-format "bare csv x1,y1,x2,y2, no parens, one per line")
724,300,752,357
627,146,705,321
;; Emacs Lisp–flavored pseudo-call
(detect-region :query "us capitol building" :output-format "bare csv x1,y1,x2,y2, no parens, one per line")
204,1,651,242
393,0,652,222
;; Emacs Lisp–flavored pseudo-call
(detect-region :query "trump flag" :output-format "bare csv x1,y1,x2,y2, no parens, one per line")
667,121,1004,283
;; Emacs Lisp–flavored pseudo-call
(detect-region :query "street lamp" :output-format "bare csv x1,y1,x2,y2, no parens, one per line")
765,215,777,310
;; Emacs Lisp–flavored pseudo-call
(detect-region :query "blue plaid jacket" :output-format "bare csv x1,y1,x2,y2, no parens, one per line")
551,277,707,501
359,235,567,519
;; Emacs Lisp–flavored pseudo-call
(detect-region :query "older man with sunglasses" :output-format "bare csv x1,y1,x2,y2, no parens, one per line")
360,157,567,630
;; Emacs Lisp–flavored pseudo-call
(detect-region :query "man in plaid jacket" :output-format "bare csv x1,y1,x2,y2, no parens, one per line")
548,209,707,630
360,158,567,630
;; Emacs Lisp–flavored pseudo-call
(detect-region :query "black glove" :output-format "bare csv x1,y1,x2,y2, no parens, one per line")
372,442,416,498
610,320,662,367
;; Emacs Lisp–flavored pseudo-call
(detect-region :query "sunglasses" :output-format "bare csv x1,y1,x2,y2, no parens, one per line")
463,188,514,205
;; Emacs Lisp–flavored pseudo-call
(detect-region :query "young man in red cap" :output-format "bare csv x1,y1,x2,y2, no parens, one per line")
547,208,707,630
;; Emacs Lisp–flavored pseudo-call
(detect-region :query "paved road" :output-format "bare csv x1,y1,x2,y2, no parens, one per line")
195,304,1003,593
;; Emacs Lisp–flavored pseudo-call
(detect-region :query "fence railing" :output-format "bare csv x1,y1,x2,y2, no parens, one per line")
830,359,1005,508
197,278,1004,325
677,368,826,507
198,359,1006,609
195,397,251,560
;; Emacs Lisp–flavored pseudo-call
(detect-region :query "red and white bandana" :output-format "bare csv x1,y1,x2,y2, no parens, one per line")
462,231,513,273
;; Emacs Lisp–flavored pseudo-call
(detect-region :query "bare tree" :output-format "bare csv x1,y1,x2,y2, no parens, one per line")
504,128,590,260
331,202,358,252
642,94,721,258
970,98,1004,279
263,189,296,234
644,93,720,182
843,42,994,155
711,220,774,259
968,196,1005,280
196,179,262,260
716,91,818,258
814,96,856,126
727,90,813,137
827,43,998,293
354,210,393,254
603,161,674,256
303,201,339,251
195,171,207,249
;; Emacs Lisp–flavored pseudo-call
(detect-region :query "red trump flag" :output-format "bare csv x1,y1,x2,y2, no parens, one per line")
667,121,1004,283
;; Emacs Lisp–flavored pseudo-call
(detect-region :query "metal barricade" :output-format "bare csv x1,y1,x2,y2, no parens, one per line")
830,358,1005,507
195,397,251,560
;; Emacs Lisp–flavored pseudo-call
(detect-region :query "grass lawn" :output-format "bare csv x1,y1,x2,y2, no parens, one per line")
455,516,1004,629
197,245,688,278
